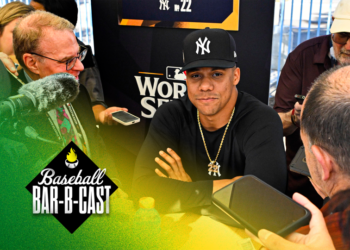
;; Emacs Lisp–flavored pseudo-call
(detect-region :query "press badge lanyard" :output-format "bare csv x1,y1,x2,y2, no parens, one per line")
64,103,91,156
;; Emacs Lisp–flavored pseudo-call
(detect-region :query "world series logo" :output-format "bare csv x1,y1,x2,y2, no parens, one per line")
134,66,187,118
26,142,118,233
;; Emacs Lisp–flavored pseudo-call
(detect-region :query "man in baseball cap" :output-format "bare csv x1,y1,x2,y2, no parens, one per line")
274,0,350,209
330,0,350,65
133,28,287,212
180,28,238,72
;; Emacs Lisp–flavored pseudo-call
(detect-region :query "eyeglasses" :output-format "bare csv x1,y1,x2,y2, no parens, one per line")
30,46,88,70
331,33,350,45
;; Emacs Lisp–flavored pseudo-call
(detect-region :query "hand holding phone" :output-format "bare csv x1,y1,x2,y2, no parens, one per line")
292,98,303,126
212,176,311,237
256,193,335,250
295,94,306,104
111,111,140,126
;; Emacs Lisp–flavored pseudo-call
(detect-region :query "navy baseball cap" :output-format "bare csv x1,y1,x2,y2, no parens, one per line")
180,28,238,73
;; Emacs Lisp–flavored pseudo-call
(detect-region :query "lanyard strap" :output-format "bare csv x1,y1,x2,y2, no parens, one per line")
65,103,91,156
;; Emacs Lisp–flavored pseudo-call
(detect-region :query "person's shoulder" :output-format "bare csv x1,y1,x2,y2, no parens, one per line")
76,83,90,100
237,91,269,109
235,92,282,136
154,94,192,118
237,92,280,122
151,95,194,129
289,35,330,58
0,67,26,98
17,69,27,83
72,84,92,111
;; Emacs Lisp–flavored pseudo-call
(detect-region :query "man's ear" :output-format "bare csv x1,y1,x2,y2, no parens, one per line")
311,145,334,181
22,53,40,75
233,67,240,86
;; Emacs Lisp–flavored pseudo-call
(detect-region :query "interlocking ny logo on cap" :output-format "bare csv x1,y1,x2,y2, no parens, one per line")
196,37,211,55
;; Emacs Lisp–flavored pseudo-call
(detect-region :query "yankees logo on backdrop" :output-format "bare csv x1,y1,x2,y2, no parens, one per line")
159,0,170,10
196,37,211,55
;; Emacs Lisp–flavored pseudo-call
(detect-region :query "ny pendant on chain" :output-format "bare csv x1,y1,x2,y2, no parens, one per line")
208,161,221,177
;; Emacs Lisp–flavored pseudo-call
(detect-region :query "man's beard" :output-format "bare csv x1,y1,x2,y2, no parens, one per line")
336,47,350,65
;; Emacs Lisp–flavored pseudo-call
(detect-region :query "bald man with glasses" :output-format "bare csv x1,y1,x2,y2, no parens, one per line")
273,0,350,208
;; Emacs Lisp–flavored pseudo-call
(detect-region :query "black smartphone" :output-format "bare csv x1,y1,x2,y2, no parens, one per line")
290,146,311,177
111,111,140,126
295,94,306,104
212,175,311,237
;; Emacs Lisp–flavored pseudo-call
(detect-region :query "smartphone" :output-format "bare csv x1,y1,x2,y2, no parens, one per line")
295,94,306,104
290,146,311,177
212,175,311,237
111,111,140,126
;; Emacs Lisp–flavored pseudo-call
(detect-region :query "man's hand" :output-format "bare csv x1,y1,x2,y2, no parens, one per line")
278,101,303,136
154,148,192,182
292,101,303,126
252,193,335,250
278,110,297,136
97,106,128,125
0,52,18,76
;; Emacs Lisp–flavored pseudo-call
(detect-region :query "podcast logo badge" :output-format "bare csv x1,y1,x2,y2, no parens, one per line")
26,142,118,234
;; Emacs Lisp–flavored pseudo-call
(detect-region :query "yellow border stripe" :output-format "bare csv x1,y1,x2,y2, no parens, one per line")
139,72,164,75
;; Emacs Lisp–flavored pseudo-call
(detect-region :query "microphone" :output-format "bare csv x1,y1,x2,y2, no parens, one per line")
0,73,79,119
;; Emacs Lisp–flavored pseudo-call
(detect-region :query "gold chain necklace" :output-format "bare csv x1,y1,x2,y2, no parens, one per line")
197,108,235,177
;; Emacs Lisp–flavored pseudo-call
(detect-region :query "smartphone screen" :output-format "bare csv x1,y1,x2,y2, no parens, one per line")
212,176,310,236
112,111,139,123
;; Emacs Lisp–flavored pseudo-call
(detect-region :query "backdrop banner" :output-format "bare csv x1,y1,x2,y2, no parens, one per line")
120,0,240,31
91,0,275,188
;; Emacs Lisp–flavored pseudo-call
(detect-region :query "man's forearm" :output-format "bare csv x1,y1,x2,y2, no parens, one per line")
278,110,298,136
133,174,213,213
212,176,242,193
93,104,106,123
